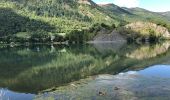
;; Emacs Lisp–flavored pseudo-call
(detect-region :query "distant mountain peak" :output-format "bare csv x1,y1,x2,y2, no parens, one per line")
99,3,132,15
159,11,170,20
98,3,115,6
78,0,94,5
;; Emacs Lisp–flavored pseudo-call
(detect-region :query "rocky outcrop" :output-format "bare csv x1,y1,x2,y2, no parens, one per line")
91,29,126,43
124,21,170,39
91,21,170,43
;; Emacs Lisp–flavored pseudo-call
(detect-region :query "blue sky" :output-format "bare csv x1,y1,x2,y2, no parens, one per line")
92,0,170,12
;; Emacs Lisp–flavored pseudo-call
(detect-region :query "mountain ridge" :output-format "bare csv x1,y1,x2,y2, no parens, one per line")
0,1,170,43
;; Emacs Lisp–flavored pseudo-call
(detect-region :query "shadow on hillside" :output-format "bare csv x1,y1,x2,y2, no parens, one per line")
0,8,55,36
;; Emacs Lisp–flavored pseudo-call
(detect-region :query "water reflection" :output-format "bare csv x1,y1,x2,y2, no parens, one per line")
0,41,170,99
0,89,34,100
126,41,170,59
139,65,170,78
37,65,170,100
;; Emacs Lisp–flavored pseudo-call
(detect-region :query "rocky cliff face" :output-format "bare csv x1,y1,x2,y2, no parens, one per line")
92,29,126,43
124,21,170,38
92,21,170,43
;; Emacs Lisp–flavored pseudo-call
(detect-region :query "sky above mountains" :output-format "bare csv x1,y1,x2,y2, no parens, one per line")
92,0,170,12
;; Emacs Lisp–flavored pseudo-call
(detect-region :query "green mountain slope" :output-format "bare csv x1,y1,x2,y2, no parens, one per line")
2,0,118,23
0,0,170,43
124,7,170,32
101,4,170,32
0,0,121,43
99,3,132,16
126,7,170,22
100,4,170,23
160,11,170,20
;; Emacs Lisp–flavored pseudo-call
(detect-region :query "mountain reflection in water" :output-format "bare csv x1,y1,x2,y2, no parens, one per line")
0,41,170,100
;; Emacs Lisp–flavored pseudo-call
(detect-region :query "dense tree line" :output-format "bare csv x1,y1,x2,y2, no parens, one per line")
2,0,92,22
0,0,170,44
0,0,118,43
0,6,113,44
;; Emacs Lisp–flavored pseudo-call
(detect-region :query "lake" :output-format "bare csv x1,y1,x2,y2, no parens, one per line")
0,41,170,100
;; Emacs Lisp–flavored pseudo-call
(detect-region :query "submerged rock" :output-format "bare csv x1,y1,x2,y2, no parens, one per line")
98,91,106,96
114,87,119,90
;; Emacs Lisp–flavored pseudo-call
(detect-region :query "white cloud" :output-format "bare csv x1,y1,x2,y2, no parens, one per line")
113,0,139,8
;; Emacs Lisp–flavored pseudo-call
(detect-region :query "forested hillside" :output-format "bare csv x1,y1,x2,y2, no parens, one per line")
0,0,121,43
160,11,170,21
0,0,170,43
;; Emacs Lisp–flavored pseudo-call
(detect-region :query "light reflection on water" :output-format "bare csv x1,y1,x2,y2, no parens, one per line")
0,89,34,100
139,65,170,78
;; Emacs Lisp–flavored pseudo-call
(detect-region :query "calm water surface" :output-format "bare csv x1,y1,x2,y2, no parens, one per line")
0,41,170,100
